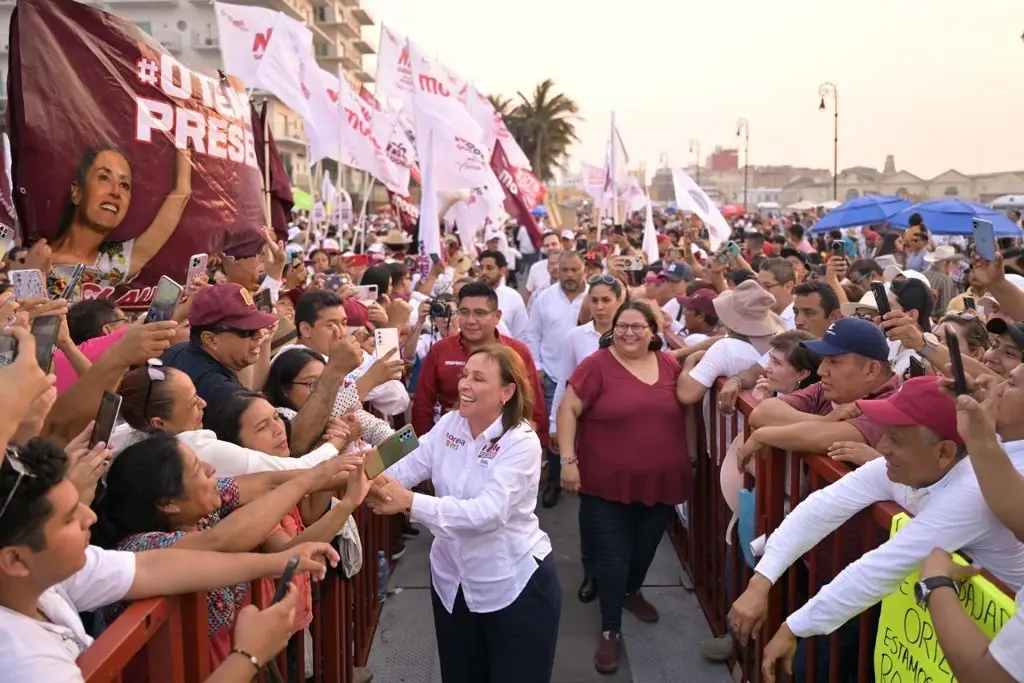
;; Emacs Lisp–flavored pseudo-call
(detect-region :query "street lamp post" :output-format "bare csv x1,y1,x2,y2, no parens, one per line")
819,82,839,201
735,118,749,211
688,138,700,185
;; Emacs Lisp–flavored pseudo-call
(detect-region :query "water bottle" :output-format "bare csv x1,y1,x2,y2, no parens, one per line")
376,550,389,603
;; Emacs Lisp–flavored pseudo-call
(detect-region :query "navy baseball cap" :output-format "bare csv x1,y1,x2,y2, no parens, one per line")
662,262,694,282
986,318,1024,350
802,317,890,362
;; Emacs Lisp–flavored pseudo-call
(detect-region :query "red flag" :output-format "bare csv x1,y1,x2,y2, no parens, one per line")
491,141,543,249
8,0,269,304
250,99,293,246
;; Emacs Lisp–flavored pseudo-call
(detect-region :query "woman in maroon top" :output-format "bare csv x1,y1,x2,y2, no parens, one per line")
556,301,693,674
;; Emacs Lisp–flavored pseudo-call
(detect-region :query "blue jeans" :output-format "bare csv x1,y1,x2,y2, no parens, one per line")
542,374,559,489
580,493,672,632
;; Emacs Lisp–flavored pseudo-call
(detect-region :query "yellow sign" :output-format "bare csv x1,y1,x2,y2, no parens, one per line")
874,513,1017,683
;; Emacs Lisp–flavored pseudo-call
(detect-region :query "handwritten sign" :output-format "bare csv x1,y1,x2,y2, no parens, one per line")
874,513,1016,683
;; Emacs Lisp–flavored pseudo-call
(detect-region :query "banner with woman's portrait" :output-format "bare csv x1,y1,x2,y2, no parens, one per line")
8,0,282,306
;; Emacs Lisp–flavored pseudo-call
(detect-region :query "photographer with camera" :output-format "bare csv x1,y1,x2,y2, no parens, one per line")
403,295,458,384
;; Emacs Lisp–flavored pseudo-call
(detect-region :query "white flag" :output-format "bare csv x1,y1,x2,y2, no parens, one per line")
672,167,731,251
321,171,335,209
642,194,659,264
213,1,279,84
465,85,531,170
376,25,416,109
338,78,409,195
419,129,441,260
254,14,315,121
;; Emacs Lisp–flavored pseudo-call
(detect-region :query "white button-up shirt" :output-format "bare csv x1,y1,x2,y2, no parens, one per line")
495,284,530,342
756,441,1024,637
526,284,586,379
387,411,552,614
526,258,552,294
549,321,602,432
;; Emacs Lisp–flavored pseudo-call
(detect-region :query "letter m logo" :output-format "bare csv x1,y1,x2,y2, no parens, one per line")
252,27,273,59
417,74,448,97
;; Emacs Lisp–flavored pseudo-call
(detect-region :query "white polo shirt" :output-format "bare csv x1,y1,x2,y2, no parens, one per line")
0,546,136,682
386,411,551,614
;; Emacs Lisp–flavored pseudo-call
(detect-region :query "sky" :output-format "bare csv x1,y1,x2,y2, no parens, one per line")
362,0,1024,180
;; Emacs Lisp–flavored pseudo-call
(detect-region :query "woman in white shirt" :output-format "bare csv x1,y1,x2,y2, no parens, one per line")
551,274,625,603
367,345,560,683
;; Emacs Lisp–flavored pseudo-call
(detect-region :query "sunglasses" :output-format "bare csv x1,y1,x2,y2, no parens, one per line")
142,358,166,421
211,326,261,339
587,274,618,287
0,448,36,522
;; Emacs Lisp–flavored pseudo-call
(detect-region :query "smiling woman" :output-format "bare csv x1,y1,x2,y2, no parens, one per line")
46,144,192,300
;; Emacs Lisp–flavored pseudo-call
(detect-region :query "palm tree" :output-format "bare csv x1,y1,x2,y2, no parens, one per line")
487,80,579,181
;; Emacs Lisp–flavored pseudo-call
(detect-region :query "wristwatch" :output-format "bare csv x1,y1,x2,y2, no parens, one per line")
914,576,959,607
919,332,939,359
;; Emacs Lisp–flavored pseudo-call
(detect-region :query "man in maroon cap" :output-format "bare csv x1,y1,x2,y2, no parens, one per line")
734,377,1024,680
161,283,277,418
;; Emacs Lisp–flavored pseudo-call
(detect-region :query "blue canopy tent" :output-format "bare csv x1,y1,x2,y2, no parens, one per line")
530,205,548,217
888,199,1022,236
809,195,912,232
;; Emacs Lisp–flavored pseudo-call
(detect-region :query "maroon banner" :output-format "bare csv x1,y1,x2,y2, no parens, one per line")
250,100,294,248
491,141,543,249
9,0,272,306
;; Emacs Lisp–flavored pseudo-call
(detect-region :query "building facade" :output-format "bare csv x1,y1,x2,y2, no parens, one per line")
0,0,376,191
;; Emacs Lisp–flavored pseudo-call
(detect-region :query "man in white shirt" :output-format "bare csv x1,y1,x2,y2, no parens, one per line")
525,232,562,305
0,439,338,682
527,251,587,507
477,249,530,342
285,289,409,417
734,377,1024,679
756,258,797,330
516,222,538,272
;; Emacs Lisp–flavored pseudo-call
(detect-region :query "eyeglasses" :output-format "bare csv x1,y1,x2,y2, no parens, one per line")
212,325,260,338
614,322,650,336
587,274,618,287
942,312,980,323
0,448,36,522
457,308,496,320
142,358,165,421
290,379,319,391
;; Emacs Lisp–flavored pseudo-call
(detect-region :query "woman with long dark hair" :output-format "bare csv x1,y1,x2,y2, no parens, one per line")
47,145,192,298
557,300,692,674
366,345,560,683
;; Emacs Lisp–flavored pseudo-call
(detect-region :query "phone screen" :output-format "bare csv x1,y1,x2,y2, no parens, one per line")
366,425,420,478
0,335,17,367
871,282,891,317
272,556,300,604
254,288,274,312
908,356,925,378
30,314,60,371
831,241,845,258
146,276,184,323
963,296,976,310
90,390,123,448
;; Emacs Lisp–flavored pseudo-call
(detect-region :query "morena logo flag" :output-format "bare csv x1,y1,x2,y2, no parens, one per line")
8,0,282,306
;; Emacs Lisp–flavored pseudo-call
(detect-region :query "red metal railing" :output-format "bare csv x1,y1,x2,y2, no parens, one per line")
668,382,1015,683
78,508,397,683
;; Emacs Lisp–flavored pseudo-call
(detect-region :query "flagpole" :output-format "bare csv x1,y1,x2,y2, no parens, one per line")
357,174,375,251
261,98,272,227
610,111,619,227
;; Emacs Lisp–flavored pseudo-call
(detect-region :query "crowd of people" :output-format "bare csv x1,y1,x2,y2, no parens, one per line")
0,194,1023,683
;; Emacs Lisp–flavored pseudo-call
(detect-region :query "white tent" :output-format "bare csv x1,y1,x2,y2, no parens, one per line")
786,200,815,211
990,195,1024,210
821,200,842,210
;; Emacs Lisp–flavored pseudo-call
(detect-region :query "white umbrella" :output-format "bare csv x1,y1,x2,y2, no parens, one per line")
786,200,815,211
821,200,842,210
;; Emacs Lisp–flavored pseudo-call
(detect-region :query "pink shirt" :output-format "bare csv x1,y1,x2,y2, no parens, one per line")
54,326,129,394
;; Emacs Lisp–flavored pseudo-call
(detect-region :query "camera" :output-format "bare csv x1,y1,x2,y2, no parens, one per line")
428,298,452,319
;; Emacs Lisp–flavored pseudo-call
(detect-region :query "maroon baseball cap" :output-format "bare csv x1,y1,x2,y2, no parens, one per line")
678,288,718,318
855,376,963,445
189,283,278,330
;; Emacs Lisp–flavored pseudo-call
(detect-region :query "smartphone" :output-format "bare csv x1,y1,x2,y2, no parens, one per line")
58,264,87,300
271,556,300,604
324,273,350,292
871,282,891,317
254,288,273,312
354,284,378,303
972,218,997,261
186,253,208,289
0,334,17,367
620,256,645,271
963,296,976,310
90,390,123,448
366,424,420,478
575,237,588,252
145,276,184,324
908,356,925,378
0,224,15,260
830,241,845,259
429,253,440,265
945,328,969,395
374,327,400,361
9,268,45,300
29,314,60,371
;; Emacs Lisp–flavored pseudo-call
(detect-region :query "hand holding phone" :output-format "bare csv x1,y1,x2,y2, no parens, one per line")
374,327,400,361
30,315,61,371
272,556,300,604
146,276,184,324
972,218,996,262
90,390,123,448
